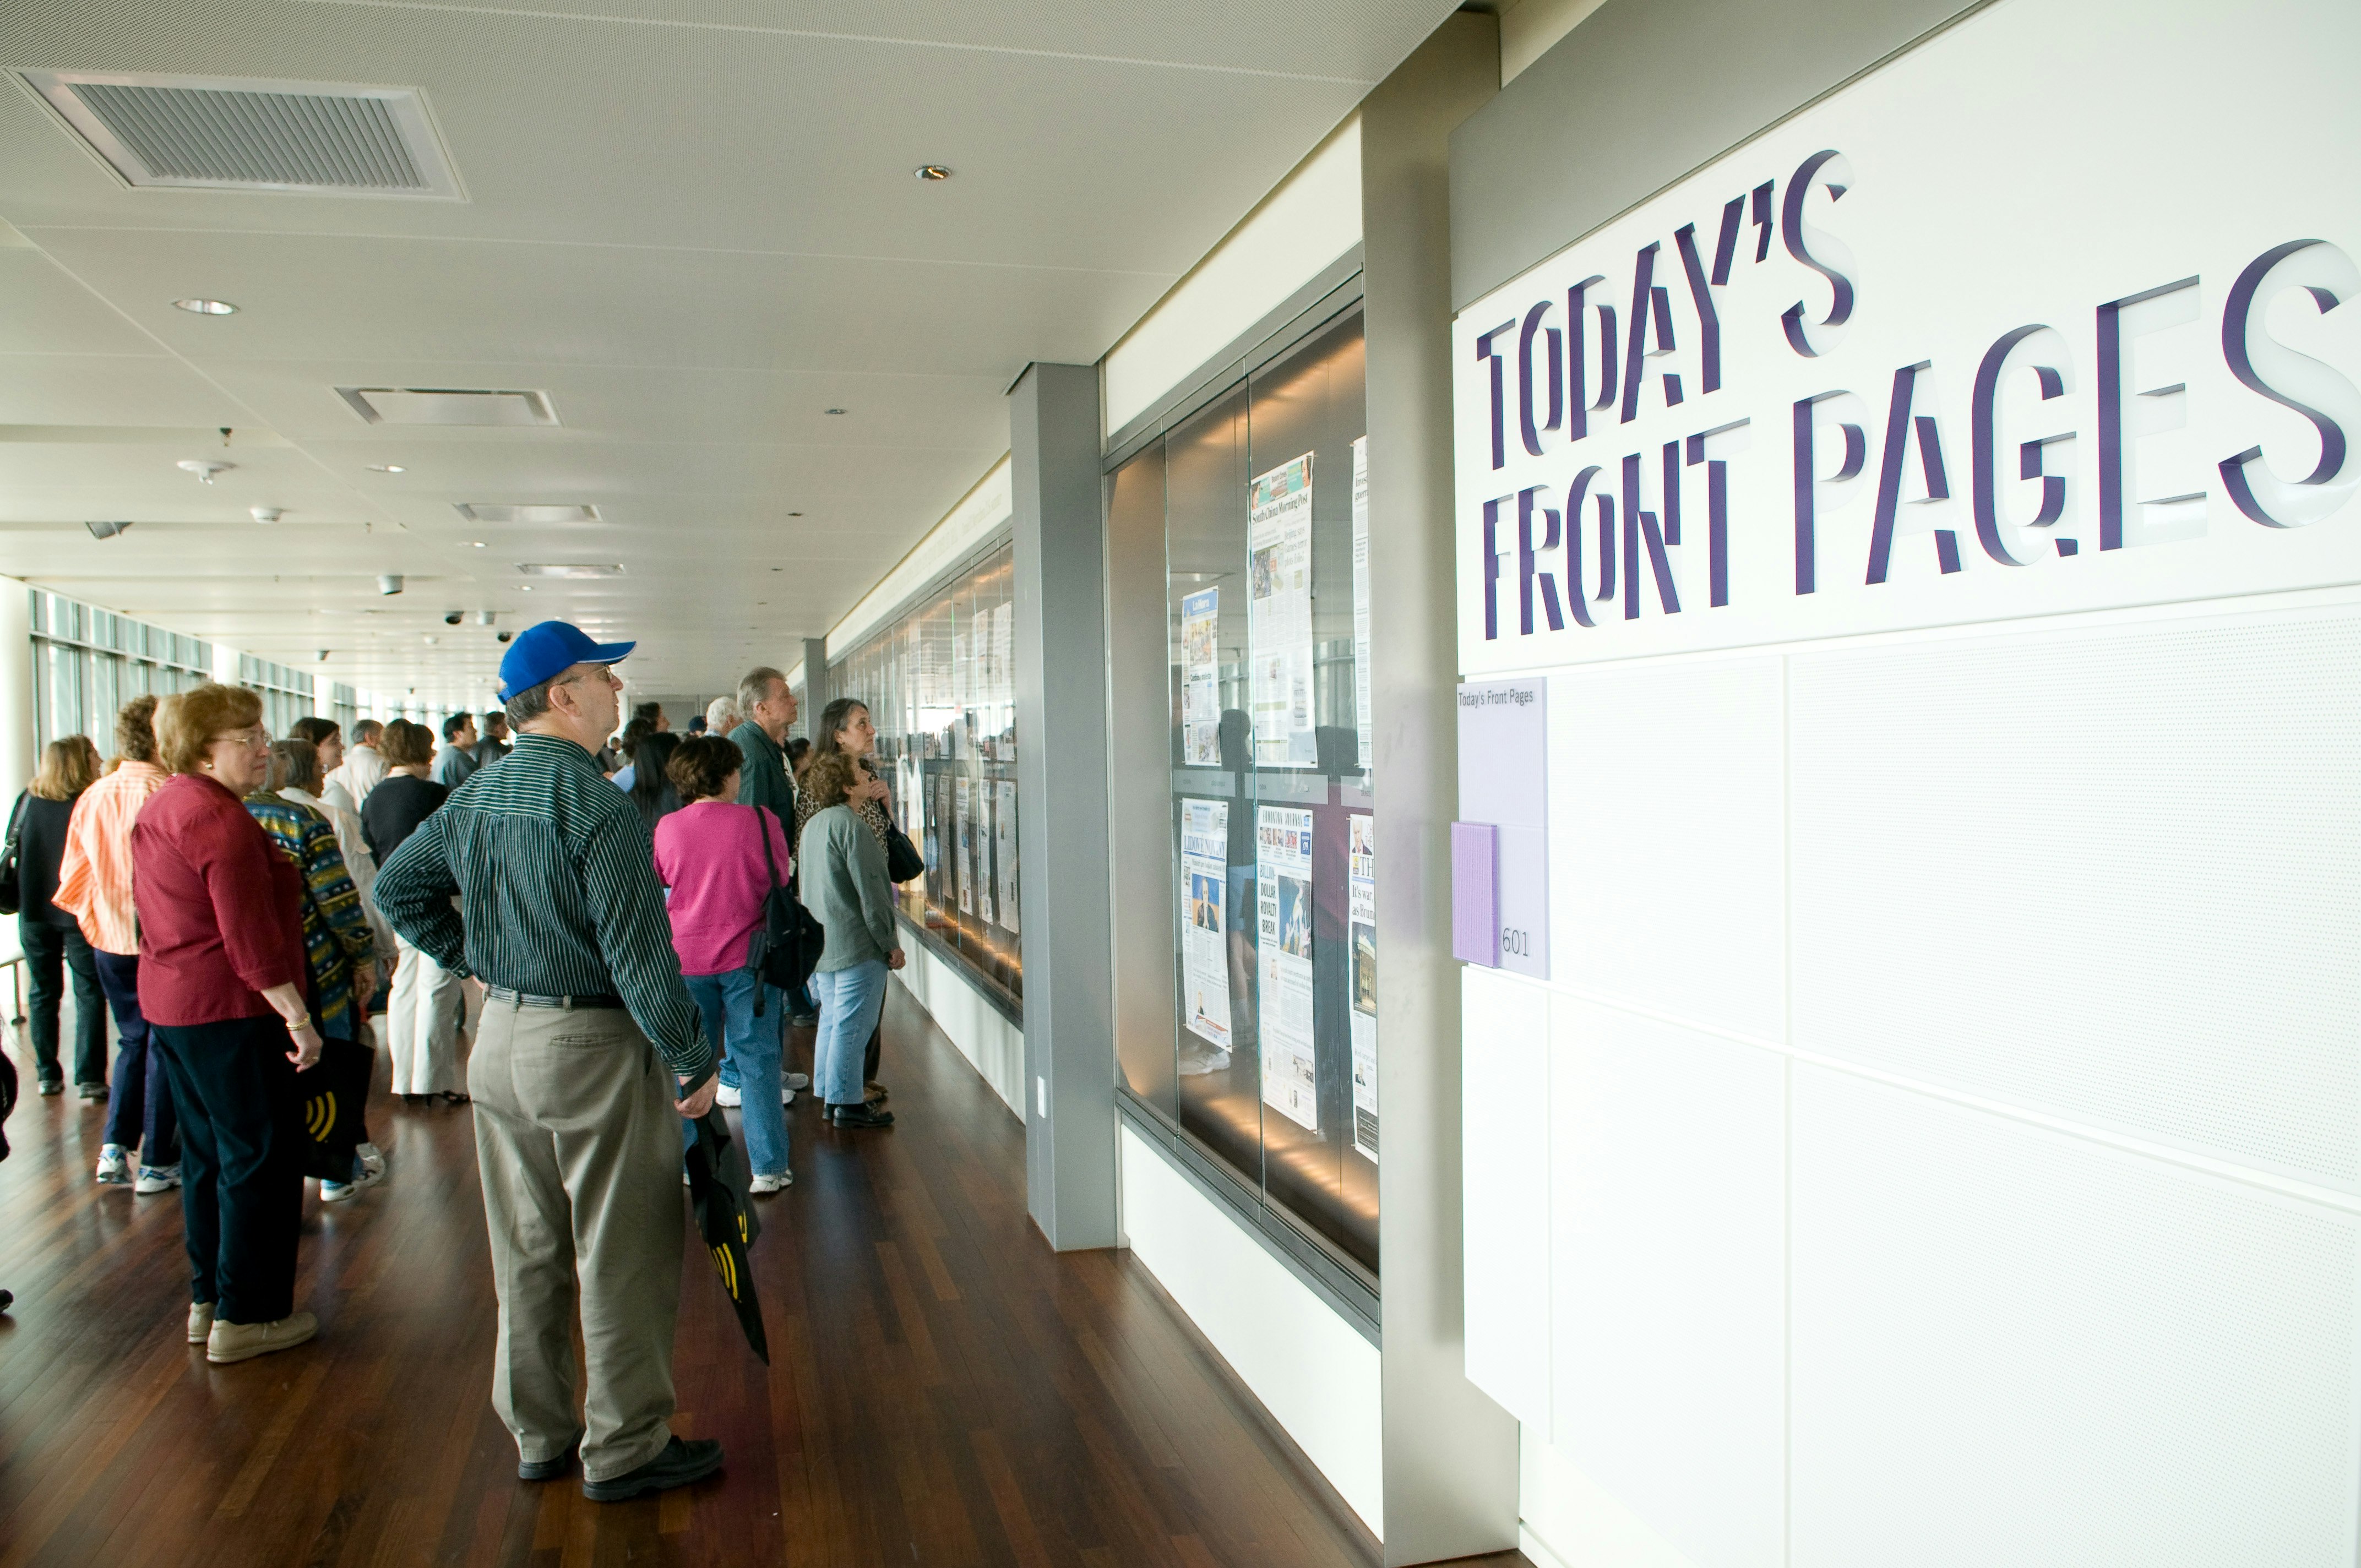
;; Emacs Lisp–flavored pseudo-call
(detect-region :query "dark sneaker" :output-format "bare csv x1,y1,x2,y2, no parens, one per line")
830,1102,895,1130
582,1436,723,1501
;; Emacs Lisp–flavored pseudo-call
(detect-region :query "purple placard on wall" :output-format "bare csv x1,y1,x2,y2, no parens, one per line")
1451,820,1499,966
1457,678,1549,978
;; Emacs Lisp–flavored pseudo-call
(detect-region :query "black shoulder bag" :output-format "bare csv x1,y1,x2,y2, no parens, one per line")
748,805,826,1013
0,793,25,917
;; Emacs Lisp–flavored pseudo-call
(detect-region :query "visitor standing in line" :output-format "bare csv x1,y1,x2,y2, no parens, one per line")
728,665,823,1039
13,737,106,1099
54,697,177,1190
374,619,725,1501
472,710,513,769
796,698,899,1106
796,747,900,1130
288,717,396,958
364,720,465,1104
249,741,388,1201
133,684,322,1365
432,714,480,789
327,718,388,808
652,734,795,1190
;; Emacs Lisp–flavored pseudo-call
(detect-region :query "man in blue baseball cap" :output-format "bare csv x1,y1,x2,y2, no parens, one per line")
374,620,725,1501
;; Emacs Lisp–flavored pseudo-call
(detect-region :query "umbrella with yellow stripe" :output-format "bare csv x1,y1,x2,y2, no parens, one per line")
684,1108,770,1365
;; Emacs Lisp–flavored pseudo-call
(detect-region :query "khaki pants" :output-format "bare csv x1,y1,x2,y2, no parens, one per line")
471,998,684,1481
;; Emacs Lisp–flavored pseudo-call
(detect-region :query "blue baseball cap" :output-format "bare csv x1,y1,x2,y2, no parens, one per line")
498,619,637,700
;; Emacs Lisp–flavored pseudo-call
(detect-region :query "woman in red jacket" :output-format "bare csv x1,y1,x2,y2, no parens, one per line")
133,684,322,1366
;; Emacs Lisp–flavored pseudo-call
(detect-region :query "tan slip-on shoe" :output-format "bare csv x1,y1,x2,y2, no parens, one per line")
206,1311,318,1365
187,1302,215,1344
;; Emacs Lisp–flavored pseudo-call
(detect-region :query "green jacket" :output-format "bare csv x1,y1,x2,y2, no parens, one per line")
728,721,795,821
798,804,897,972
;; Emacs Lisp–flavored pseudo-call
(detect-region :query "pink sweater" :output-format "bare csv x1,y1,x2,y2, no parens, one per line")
651,801,792,977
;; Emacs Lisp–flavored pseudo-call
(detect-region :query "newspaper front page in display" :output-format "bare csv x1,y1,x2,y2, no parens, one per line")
1347,811,1377,1161
1180,799,1231,1051
1258,805,1318,1131
1248,454,1315,767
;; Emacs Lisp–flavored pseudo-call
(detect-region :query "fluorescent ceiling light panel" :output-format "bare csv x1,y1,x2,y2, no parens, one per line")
515,563,624,578
338,388,558,426
21,72,464,199
455,503,599,524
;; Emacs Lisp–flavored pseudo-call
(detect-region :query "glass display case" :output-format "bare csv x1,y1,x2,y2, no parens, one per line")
828,541,1022,1015
1114,302,1377,1279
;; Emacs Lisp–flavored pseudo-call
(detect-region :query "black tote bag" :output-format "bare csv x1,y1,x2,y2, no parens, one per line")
748,805,826,1010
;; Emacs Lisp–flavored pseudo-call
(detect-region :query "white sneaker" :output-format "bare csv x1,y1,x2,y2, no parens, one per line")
714,1084,743,1108
356,1142,387,1172
781,1086,796,1106
320,1162,387,1202
134,1164,182,1195
749,1171,792,1194
96,1145,130,1185
187,1301,215,1344
785,1072,810,1092
206,1311,317,1365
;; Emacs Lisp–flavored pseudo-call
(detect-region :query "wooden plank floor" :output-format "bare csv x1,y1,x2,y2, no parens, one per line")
0,986,1529,1568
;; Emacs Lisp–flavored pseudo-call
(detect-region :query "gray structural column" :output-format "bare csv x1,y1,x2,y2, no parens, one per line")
1009,362,1118,1250
1362,15,1520,1565
799,636,831,736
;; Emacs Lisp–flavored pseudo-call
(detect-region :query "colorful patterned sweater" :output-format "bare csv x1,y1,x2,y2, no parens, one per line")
244,793,377,1040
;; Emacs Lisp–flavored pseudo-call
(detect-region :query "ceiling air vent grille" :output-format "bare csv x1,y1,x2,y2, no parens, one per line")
22,72,463,199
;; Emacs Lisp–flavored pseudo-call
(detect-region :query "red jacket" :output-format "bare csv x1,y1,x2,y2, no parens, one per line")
131,772,306,1027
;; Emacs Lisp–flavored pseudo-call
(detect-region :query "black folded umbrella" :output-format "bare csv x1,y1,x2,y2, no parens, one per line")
292,1036,374,1181
684,1107,770,1365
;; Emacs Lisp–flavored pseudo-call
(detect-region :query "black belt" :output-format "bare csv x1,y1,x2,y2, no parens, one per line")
484,986,625,1010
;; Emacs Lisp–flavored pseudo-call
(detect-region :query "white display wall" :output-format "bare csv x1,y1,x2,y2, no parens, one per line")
1450,0,2361,1563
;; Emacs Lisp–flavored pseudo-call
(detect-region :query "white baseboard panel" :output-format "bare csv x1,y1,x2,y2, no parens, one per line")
1520,1428,1705,1568
891,939,1023,1118
1118,1125,1385,1540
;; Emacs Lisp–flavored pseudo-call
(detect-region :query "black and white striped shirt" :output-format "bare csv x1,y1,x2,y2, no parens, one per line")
373,732,713,1076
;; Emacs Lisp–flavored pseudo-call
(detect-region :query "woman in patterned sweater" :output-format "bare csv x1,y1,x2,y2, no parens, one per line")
246,739,386,1201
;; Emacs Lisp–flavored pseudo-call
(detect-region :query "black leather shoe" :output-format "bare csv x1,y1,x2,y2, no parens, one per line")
830,1102,895,1129
78,1082,106,1101
519,1437,579,1481
583,1436,723,1501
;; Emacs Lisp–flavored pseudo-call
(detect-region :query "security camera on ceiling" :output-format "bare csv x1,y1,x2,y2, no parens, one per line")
443,611,463,626
496,630,513,644
251,506,283,524
377,574,404,596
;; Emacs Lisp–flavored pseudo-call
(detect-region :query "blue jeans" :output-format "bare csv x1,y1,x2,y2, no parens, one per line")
812,962,888,1109
96,949,177,1162
680,970,789,1177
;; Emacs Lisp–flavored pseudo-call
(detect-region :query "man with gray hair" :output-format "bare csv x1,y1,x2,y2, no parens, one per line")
728,667,815,1030
375,619,724,1502
728,667,797,822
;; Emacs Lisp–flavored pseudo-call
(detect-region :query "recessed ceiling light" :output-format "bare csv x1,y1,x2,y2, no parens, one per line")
173,298,236,314
515,562,623,578
367,464,406,473
823,409,846,416
520,585,532,592
913,165,952,182
456,503,599,524
471,540,487,548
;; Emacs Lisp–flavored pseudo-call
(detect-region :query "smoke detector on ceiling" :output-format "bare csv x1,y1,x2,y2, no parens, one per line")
21,72,464,199
338,388,558,426
178,459,231,484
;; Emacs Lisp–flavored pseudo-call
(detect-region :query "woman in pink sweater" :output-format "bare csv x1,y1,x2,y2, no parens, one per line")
651,736,795,1191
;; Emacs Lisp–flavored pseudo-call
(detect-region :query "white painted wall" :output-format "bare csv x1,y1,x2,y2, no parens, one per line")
1499,0,1611,84
891,937,1023,1119
1452,1,2361,1560
1101,117,1363,437
1118,1124,1385,1539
